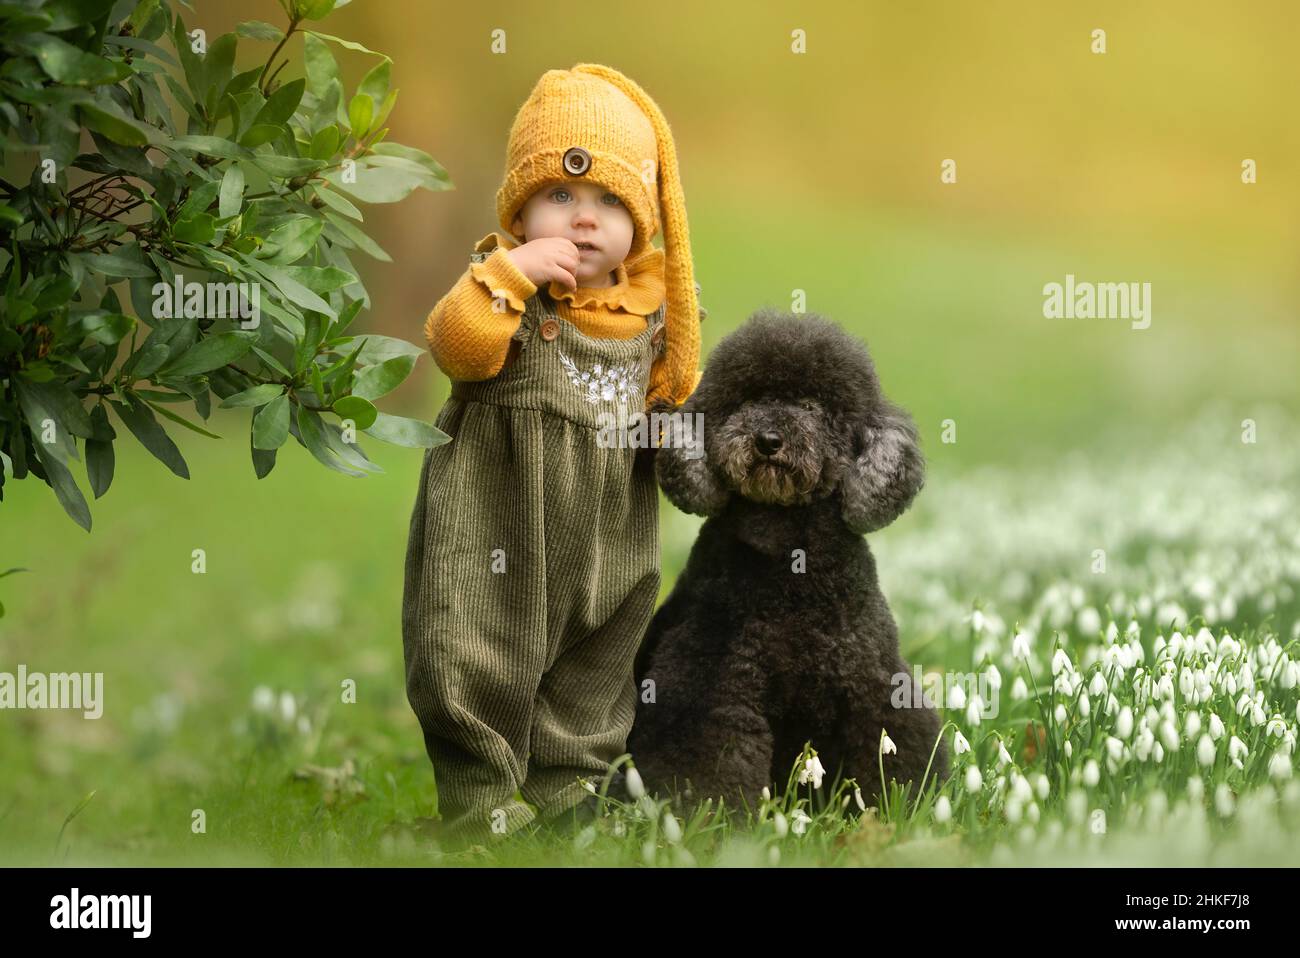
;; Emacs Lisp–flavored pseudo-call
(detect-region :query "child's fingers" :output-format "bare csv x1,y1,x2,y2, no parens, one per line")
553,265,577,289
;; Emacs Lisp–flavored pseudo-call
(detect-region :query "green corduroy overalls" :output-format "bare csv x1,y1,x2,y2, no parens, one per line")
402,252,666,845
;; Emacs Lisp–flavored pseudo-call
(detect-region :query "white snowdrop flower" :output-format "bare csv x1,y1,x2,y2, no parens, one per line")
1281,660,1299,691
1184,710,1202,739
1269,752,1293,781
1089,671,1107,697
1027,801,1041,824
1012,631,1032,659
1128,640,1145,665
1296,700,1300,724
1134,727,1155,762
1125,620,1141,641
789,809,811,836
1215,783,1235,817
582,779,597,794
933,795,952,823
1153,742,1165,764
1054,703,1068,724
1250,704,1266,728
1218,633,1241,658
1089,809,1107,835
278,691,296,723
1155,674,1174,701
1034,773,1050,800
1064,740,1073,758
1159,720,1179,753
1228,735,1248,770
970,608,986,634
1078,694,1091,718
997,740,1012,768
1011,772,1033,803
985,664,1002,693
1187,776,1204,801
1197,734,1216,767
773,811,788,838
1010,676,1028,701
1105,621,1119,644
1282,729,1296,756
1052,648,1073,677
251,686,275,714
1077,607,1101,637
954,730,971,755
1053,672,1073,696
853,787,866,811
1104,736,1124,764
626,767,646,800
1223,672,1238,696
1082,759,1100,787
964,765,983,793
1179,668,1195,698
993,774,1005,794
760,785,771,801
799,754,828,788
1005,797,1023,824
1116,706,1134,740
965,694,983,727
947,683,966,710
1235,691,1252,717
879,733,897,758
1209,712,1225,741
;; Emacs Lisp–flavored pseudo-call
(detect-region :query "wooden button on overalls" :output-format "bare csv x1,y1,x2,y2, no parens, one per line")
539,318,560,341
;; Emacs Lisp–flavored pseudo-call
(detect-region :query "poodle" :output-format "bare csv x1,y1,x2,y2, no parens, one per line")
628,308,949,817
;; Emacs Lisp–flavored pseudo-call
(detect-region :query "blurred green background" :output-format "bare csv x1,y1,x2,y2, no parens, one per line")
2,1,1297,863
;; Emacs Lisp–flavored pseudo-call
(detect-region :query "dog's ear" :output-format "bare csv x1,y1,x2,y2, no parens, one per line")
839,398,924,534
653,395,729,517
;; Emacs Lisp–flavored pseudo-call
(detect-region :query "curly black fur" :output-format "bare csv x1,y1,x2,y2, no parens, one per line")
629,309,949,817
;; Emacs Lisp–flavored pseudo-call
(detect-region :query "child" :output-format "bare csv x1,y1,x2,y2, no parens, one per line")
401,64,704,845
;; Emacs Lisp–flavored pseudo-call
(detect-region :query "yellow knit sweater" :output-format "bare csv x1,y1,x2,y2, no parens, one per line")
425,232,702,411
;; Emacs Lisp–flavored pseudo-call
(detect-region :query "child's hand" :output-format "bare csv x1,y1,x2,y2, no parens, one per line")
505,238,580,291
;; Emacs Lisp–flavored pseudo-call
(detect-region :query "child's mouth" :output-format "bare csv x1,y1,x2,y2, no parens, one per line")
574,241,598,253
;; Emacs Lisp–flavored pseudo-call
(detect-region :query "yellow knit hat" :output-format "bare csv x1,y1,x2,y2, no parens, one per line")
496,63,701,408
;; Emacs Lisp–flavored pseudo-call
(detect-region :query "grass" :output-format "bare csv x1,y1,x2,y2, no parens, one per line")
3,400,1298,866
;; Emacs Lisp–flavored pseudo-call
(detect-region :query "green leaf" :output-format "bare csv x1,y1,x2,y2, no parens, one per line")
332,394,377,429
172,212,215,244
303,32,338,96
221,383,286,408
108,397,189,479
243,259,337,319
237,21,285,41
29,33,130,85
143,399,222,439
347,92,372,137
298,0,341,19
308,124,340,160
32,442,92,531
352,354,415,400
157,330,258,378
295,405,365,476
363,412,449,449
168,135,252,159
259,216,323,265
322,212,390,261
78,102,153,147
251,77,305,129
75,311,135,345
238,123,283,148
357,58,390,105
85,405,115,499
281,265,354,294
73,250,155,278
306,30,383,56
219,163,245,218
252,393,289,449
335,334,423,365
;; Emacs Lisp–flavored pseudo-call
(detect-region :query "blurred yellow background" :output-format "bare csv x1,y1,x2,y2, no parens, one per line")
199,0,1299,463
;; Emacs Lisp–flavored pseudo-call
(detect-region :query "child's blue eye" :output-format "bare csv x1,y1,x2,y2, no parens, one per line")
602,193,622,205
550,188,571,202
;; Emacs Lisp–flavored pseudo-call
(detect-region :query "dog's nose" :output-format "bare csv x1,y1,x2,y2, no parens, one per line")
754,430,783,456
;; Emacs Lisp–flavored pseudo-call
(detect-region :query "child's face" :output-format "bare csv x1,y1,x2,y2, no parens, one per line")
512,179,635,286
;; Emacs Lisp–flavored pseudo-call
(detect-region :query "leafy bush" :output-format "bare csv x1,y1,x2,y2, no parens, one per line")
0,0,451,530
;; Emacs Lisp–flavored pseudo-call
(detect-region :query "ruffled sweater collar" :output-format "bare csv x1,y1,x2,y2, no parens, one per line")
476,231,666,315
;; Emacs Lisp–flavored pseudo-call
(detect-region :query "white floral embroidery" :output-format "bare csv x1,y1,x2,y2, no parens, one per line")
557,349,645,405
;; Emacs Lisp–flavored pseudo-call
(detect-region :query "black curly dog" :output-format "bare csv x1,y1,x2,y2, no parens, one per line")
629,309,948,816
